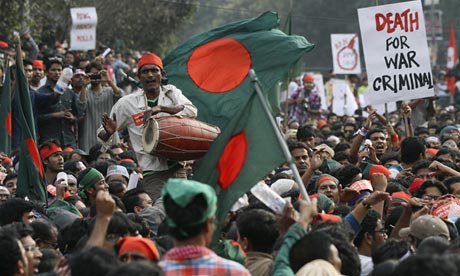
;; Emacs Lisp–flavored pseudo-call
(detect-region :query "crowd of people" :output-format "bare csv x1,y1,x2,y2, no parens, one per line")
1,30,460,276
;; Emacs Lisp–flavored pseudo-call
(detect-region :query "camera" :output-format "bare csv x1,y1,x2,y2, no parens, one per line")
89,73,101,80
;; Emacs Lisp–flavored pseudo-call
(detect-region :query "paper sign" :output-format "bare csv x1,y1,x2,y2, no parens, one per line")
332,79,358,116
70,7,98,50
358,1,434,105
331,34,362,74
361,89,398,115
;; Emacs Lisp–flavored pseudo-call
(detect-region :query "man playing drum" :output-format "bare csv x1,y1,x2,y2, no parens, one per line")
97,53,197,203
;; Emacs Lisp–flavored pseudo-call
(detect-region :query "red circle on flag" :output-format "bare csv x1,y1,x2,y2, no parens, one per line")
187,38,251,93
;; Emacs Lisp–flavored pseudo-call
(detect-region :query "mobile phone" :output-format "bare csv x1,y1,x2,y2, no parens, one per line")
56,172,68,185
102,48,111,58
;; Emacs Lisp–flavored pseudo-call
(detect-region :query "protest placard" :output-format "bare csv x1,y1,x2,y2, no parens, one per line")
358,1,434,105
70,7,98,50
332,79,358,116
330,34,362,74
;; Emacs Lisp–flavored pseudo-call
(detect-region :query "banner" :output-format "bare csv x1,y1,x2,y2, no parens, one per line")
358,1,434,105
330,34,362,74
70,7,98,50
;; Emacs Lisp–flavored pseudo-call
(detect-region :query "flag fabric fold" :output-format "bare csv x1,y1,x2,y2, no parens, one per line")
14,51,47,203
447,22,457,95
164,11,314,130
193,90,287,246
0,64,12,155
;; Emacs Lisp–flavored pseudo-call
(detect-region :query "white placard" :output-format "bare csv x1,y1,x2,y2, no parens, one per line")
358,1,434,105
361,89,398,116
331,34,362,75
332,79,358,116
70,7,98,51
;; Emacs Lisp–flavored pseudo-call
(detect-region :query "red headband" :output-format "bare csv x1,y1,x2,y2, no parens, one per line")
318,175,337,186
118,237,159,261
40,144,62,159
32,60,44,70
303,73,315,82
138,53,163,70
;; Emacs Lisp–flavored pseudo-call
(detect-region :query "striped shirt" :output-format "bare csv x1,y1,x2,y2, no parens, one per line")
159,245,250,276
79,85,122,152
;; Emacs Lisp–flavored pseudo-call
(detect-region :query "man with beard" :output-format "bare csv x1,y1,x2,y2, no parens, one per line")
30,60,44,90
79,61,122,152
289,142,311,177
39,140,64,187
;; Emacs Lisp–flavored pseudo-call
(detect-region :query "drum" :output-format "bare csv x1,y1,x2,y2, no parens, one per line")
142,116,221,161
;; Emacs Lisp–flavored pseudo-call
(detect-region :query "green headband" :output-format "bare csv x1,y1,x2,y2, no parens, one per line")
162,178,217,231
78,168,104,191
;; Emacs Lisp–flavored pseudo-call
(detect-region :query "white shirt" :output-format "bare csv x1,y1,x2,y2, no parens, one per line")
98,84,197,171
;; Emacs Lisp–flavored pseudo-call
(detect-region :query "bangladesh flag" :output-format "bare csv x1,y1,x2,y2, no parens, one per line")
164,11,314,130
14,50,47,203
0,64,11,155
193,87,287,246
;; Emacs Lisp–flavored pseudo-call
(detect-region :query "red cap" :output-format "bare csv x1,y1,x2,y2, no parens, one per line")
118,236,159,261
1,157,12,164
138,52,163,70
63,147,74,153
317,119,327,129
369,165,391,180
0,41,8,49
313,213,342,224
409,178,424,195
32,60,44,70
426,148,439,156
303,73,315,82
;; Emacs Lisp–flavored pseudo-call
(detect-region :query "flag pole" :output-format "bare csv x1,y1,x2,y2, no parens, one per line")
249,69,310,201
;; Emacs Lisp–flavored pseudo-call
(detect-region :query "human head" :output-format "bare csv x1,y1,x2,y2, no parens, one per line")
77,168,109,202
137,53,164,94
70,69,87,90
44,56,63,83
289,142,311,175
444,176,460,198
236,209,279,253
316,174,340,203
31,59,44,86
290,231,342,273
68,246,121,276
400,137,426,165
371,239,411,265
0,230,28,276
302,73,315,91
30,219,59,251
413,180,448,201
354,210,387,251
399,215,450,249
391,254,457,276
0,198,35,226
4,172,17,197
106,165,129,186
85,61,104,86
366,128,387,156
117,236,159,263
23,59,33,81
162,178,217,245
122,188,153,214
411,160,435,181
39,140,64,173
296,125,316,147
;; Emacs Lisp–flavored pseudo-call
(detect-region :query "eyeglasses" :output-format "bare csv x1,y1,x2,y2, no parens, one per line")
374,228,388,235
422,195,440,201
23,244,40,253
0,194,10,199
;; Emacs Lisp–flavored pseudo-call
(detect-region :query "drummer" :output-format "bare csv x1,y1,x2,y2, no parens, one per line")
97,52,197,203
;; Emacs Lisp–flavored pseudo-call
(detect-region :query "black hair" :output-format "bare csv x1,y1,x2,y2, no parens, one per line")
380,151,401,167
354,209,380,248
58,218,90,254
416,236,450,255
85,61,103,73
414,126,429,136
30,218,58,246
444,176,460,194
413,180,448,199
289,231,335,273
0,230,23,276
392,254,457,276
45,56,63,71
236,209,278,253
38,248,61,273
163,193,209,241
370,260,399,276
401,137,426,164
108,181,127,198
107,261,164,276
411,159,432,175
372,239,410,265
366,128,386,140
436,147,456,162
4,171,18,183
334,142,351,153
333,164,361,188
122,188,149,213
126,213,150,238
0,198,34,226
23,58,33,67
69,246,121,276
296,125,315,142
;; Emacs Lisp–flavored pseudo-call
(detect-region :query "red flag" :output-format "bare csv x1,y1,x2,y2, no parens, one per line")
447,22,457,96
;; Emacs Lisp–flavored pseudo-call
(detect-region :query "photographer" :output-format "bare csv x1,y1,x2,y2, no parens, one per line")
79,61,123,152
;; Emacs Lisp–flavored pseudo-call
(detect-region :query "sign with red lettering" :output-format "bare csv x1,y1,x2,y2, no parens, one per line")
330,34,361,74
358,1,434,105
70,7,98,50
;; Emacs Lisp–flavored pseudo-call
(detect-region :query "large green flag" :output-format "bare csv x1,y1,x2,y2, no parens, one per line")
14,51,47,203
193,88,287,246
0,64,11,155
164,11,314,129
